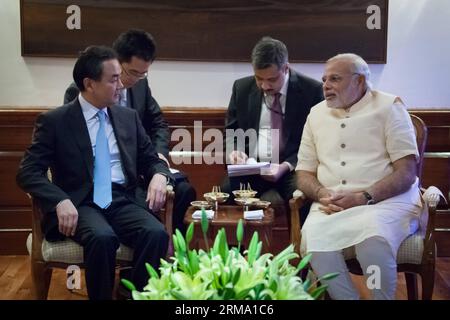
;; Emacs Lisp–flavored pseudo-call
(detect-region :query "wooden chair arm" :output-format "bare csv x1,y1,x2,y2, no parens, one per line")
30,196,45,261
289,195,308,255
422,199,437,265
161,187,175,234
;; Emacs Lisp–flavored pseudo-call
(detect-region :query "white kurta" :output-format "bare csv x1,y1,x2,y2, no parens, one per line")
296,90,423,258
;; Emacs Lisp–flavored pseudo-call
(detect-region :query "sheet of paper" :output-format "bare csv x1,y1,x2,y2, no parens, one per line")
192,209,214,220
244,209,264,220
227,158,270,177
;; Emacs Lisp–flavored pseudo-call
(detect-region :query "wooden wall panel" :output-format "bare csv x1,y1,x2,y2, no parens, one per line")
0,107,449,256
0,152,31,207
21,0,388,63
422,157,450,205
0,232,29,255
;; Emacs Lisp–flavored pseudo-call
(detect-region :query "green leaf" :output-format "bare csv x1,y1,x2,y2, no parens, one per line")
235,287,253,300
170,290,189,300
145,262,159,279
201,207,209,235
223,287,235,300
310,284,328,300
218,229,229,263
120,278,136,291
296,253,312,272
247,231,259,265
188,250,200,274
232,267,241,285
255,242,262,263
303,278,312,291
236,219,243,244
318,272,340,281
172,233,180,253
175,229,186,254
131,291,148,300
186,222,194,246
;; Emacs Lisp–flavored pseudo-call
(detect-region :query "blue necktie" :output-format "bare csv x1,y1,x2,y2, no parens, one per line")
93,111,112,209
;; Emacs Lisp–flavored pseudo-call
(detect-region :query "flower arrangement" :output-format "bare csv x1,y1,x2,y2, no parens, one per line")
122,209,337,300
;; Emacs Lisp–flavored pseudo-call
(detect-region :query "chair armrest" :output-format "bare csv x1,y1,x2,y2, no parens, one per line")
421,186,444,265
30,197,45,261
161,186,175,235
289,191,309,255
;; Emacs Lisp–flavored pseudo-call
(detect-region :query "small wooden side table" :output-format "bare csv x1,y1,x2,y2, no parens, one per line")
184,205,274,253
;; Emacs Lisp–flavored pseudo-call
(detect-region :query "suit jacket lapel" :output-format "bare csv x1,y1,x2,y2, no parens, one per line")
108,107,133,182
248,84,263,132
67,100,94,179
126,88,132,108
284,70,303,142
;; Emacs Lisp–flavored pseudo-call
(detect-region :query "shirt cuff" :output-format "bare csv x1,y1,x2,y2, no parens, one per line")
283,161,294,172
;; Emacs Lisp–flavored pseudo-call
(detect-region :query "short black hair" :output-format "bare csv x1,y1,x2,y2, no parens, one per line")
73,45,118,92
112,29,156,63
251,36,288,70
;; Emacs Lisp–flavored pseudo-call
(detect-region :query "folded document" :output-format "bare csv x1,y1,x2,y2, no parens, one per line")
227,159,270,177
192,209,215,220
244,209,264,220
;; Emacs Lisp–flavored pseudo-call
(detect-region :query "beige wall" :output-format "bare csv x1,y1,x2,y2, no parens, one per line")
0,0,449,108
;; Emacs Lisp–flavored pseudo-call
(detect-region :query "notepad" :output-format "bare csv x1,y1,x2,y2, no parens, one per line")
244,209,264,220
227,158,270,177
192,209,215,220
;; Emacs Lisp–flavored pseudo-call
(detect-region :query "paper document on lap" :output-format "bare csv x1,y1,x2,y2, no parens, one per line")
227,158,270,177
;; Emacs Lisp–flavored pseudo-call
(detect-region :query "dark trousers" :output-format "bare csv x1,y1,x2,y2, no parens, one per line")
173,179,196,235
221,171,310,225
47,186,169,300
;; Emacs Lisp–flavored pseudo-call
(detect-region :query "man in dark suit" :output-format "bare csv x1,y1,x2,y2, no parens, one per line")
223,37,323,222
64,29,195,234
17,46,171,300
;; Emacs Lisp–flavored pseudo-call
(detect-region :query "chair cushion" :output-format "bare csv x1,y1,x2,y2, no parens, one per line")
343,232,424,265
26,233,134,264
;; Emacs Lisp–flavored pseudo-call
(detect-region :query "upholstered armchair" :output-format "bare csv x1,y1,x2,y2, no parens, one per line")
26,189,174,300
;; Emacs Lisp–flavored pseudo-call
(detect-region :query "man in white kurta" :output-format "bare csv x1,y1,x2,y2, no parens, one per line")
296,54,422,300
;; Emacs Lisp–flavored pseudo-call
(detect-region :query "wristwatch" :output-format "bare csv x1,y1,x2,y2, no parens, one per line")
362,191,375,205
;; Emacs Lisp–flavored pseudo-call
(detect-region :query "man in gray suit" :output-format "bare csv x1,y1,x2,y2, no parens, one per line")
65,30,195,235
223,37,324,223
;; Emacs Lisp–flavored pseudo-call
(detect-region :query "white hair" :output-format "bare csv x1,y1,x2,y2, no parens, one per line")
327,53,372,90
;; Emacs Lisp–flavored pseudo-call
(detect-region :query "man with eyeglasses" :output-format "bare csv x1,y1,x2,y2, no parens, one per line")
222,36,323,223
64,29,196,237
296,53,422,299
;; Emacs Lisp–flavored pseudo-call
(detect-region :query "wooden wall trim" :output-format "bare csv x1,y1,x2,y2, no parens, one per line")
1,107,449,255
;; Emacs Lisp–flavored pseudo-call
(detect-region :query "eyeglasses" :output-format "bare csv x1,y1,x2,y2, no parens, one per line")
322,73,360,84
121,65,148,80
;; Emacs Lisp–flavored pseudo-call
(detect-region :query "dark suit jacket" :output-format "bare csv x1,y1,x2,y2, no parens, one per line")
225,69,324,168
16,99,171,220
64,79,170,158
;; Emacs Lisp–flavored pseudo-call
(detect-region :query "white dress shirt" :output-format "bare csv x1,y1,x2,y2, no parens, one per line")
79,94,126,185
256,72,293,170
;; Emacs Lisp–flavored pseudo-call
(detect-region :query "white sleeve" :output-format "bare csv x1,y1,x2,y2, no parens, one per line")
385,100,419,163
295,115,318,172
